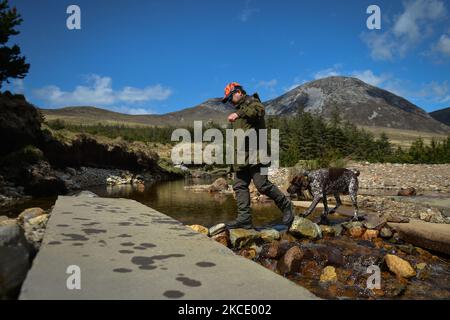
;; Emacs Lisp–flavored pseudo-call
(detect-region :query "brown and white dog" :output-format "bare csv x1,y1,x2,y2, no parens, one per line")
287,168,360,223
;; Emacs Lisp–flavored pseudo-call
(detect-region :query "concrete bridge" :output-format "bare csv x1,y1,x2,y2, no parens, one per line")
19,193,318,300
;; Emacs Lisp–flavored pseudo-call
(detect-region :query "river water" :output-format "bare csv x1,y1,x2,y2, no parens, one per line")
88,177,295,227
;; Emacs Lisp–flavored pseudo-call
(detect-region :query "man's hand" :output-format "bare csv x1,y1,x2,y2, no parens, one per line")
228,112,239,122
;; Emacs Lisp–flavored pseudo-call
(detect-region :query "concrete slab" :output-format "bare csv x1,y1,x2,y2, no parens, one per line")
19,195,319,300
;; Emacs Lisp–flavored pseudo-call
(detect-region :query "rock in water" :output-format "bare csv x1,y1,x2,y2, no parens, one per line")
397,187,416,196
320,266,337,283
260,240,296,259
209,223,226,237
259,229,280,242
277,246,304,274
343,221,365,238
208,178,229,193
380,227,393,239
211,231,230,247
363,214,386,230
229,229,260,249
187,224,209,236
385,254,416,278
239,248,257,260
362,229,379,241
289,216,322,239
319,225,335,237
18,207,45,224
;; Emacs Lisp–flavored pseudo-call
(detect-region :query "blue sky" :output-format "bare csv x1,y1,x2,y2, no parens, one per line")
4,0,450,114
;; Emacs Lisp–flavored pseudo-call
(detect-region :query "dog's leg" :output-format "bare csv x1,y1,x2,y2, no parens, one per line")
303,195,322,217
349,178,359,221
319,192,330,225
329,193,342,214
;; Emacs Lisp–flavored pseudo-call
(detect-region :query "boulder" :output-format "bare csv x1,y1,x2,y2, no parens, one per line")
415,262,427,271
239,248,257,260
332,224,343,237
208,178,229,193
229,229,260,249
18,207,45,224
23,214,49,249
319,266,337,283
209,223,226,237
362,229,379,241
260,240,296,259
0,218,16,226
259,229,280,242
388,220,450,255
319,225,335,237
23,161,67,196
397,187,416,196
0,223,23,246
343,221,365,238
363,214,387,230
385,254,416,279
187,224,209,236
380,227,393,239
211,231,230,247
277,246,304,274
289,216,322,239
302,244,344,267
0,246,30,299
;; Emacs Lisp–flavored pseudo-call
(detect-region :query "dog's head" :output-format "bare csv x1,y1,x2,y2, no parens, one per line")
287,173,310,196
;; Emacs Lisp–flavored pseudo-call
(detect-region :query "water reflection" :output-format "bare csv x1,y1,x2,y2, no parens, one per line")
89,178,291,227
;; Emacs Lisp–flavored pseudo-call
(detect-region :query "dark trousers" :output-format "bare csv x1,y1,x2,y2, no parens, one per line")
232,165,292,223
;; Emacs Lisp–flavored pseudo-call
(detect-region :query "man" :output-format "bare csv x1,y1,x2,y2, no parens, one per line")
222,82,294,229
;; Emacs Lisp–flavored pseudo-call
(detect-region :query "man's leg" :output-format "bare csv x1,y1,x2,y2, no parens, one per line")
227,167,253,229
251,165,294,226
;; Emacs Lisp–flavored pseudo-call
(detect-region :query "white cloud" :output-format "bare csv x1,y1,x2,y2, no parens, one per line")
433,34,450,57
33,74,172,108
239,0,259,22
419,80,450,102
351,70,390,86
109,106,157,115
255,79,278,89
362,0,447,60
313,64,343,79
361,32,396,61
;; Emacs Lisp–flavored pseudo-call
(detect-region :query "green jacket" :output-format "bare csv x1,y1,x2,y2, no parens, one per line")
228,93,267,172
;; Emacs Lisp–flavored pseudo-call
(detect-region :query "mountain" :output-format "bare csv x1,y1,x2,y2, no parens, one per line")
429,107,450,127
42,98,234,127
42,76,450,133
264,76,449,133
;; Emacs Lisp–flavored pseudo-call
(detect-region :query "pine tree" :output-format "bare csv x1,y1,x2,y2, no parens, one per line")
0,0,29,90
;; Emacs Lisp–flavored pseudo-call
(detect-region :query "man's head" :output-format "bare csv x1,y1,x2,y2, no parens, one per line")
222,82,246,105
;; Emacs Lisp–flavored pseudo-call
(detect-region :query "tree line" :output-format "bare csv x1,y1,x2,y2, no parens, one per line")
47,112,450,166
